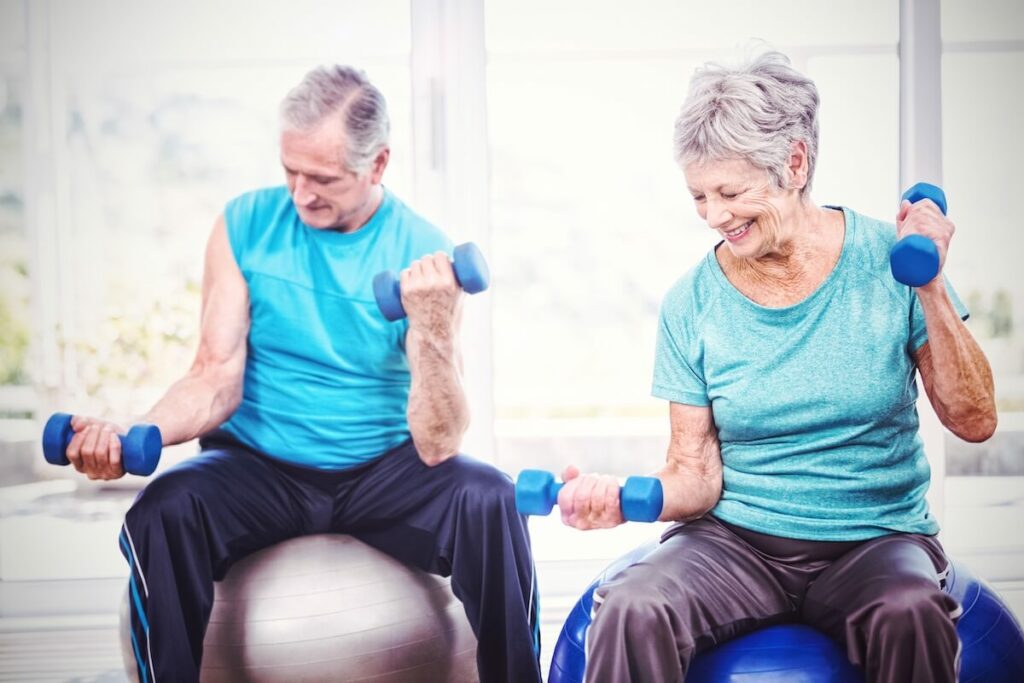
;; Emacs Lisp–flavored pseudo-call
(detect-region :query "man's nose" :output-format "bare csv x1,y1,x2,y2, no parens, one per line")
292,175,318,206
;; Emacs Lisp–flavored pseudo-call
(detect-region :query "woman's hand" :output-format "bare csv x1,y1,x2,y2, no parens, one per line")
557,465,626,530
896,198,956,283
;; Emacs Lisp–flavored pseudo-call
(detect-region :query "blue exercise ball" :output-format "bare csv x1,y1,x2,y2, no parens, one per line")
549,542,1024,683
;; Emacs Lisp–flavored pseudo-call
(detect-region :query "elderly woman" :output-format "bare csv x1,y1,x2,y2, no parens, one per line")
557,51,996,683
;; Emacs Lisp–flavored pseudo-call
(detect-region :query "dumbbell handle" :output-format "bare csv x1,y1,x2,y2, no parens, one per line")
515,470,664,523
373,242,491,322
41,413,163,476
890,182,947,287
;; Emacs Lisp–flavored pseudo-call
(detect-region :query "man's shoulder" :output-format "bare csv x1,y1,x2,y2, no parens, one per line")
383,188,453,251
226,185,291,219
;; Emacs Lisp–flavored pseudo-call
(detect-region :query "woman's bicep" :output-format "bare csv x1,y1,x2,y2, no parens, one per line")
652,402,723,521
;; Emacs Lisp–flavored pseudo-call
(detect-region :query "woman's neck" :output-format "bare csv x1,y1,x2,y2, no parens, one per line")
721,203,845,306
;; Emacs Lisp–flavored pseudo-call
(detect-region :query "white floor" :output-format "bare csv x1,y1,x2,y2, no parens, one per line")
0,477,1021,682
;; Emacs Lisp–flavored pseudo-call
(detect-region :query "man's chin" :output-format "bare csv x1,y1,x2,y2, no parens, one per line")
298,211,333,229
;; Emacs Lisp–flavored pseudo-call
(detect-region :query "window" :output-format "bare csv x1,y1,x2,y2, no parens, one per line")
484,3,902,671
938,0,1024,621
0,6,418,679
40,0,414,423
0,0,30,423
485,0,899,473
941,0,1024,477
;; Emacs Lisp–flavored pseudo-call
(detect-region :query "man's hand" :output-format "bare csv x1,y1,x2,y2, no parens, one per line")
557,465,626,530
65,415,127,480
400,252,463,335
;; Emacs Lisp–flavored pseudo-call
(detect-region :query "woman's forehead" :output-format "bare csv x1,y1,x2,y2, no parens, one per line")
683,158,764,188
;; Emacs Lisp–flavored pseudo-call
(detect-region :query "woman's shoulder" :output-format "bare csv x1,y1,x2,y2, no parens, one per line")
841,206,899,255
661,252,720,318
836,206,913,300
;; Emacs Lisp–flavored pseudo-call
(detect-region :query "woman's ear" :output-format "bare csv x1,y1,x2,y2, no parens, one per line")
788,140,809,190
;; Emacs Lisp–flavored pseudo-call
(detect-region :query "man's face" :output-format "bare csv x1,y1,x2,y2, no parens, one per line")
280,120,386,231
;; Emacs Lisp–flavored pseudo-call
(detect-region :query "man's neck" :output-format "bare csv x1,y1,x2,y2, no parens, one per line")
333,184,385,233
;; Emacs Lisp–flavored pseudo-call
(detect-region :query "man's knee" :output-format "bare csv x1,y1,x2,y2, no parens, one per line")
125,464,210,532
447,457,516,515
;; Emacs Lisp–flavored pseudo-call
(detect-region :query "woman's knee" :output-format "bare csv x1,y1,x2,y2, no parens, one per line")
867,574,957,640
593,569,698,647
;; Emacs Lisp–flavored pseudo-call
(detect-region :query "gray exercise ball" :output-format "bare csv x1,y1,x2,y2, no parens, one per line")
120,534,478,682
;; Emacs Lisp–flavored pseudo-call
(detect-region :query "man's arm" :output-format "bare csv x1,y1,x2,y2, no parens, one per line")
141,215,251,442
67,216,250,478
655,401,724,522
913,279,997,443
402,252,470,466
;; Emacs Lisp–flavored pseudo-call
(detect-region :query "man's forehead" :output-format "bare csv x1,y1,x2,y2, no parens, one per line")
280,128,347,171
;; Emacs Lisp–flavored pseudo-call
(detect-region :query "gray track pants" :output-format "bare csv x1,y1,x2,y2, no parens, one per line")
586,515,959,683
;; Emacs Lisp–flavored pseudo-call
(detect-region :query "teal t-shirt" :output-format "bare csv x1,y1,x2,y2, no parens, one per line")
652,207,967,541
220,186,452,469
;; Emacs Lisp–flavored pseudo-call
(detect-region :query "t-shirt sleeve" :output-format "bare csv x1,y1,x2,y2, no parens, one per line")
651,290,710,406
909,276,970,351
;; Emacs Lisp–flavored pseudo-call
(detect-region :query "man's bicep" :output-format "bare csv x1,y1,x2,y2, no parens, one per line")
195,216,250,374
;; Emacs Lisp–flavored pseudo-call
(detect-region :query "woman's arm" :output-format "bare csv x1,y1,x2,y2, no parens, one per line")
913,280,997,442
896,198,997,442
655,402,724,522
558,401,722,529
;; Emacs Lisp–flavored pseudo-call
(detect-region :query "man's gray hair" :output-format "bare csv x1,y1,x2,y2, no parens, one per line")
673,51,820,194
280,65,390,174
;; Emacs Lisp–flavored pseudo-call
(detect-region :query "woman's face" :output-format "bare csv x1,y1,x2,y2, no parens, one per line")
683,157,797,260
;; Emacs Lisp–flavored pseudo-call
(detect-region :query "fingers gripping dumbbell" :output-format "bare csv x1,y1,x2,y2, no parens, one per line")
890,182,948,287
514,469,664,523
41,413,163,476
372,242,491,322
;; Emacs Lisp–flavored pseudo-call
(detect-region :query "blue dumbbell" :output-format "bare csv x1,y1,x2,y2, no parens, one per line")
41,412,163,476
372,242,491,322
515,469,664,523
890,182,948,287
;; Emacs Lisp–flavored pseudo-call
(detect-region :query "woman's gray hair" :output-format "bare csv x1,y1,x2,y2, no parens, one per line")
280,65,390,175
673,51,820,194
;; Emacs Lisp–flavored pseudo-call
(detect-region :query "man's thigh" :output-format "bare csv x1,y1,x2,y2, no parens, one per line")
128,437,331,575
333,442,518,571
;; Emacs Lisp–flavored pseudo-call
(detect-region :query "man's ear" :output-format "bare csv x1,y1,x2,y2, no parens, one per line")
369,147,390,184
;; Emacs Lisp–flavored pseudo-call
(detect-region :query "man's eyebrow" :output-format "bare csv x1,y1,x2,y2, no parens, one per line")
280,161,338,181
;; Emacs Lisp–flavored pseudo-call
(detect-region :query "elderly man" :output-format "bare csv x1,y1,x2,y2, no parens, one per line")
63,65,541,683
